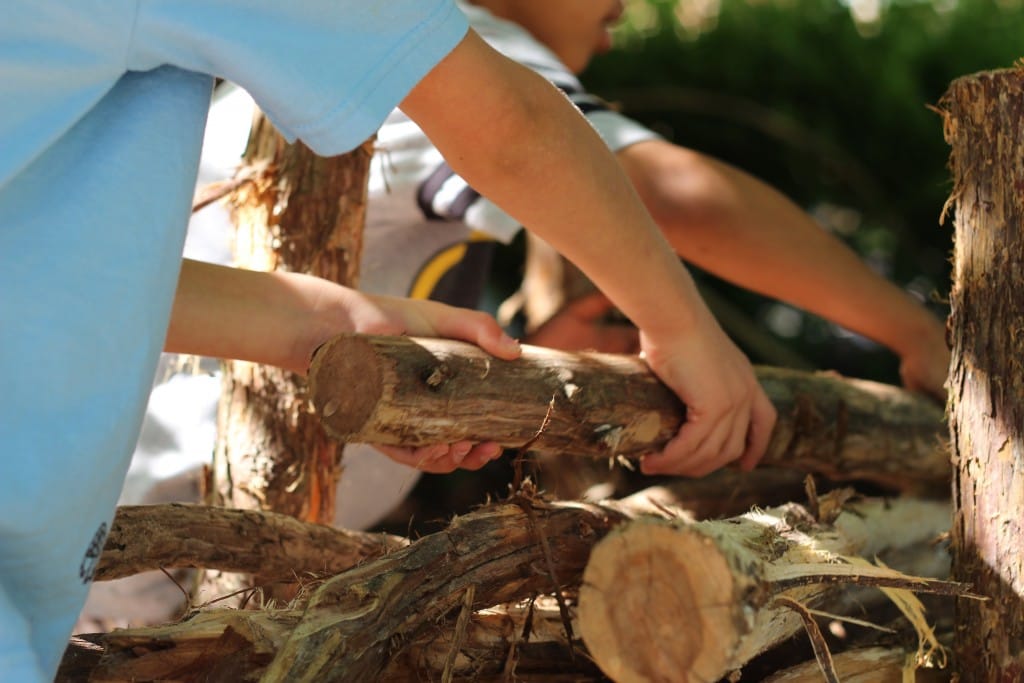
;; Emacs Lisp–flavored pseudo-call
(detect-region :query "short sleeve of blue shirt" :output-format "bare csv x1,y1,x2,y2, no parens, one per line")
1,0,469,186
128,1,469,154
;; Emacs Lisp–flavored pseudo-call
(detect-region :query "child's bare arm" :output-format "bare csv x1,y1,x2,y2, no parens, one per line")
401,30,777,476
618,140,950,401
166,259,520,471
166,259,521,374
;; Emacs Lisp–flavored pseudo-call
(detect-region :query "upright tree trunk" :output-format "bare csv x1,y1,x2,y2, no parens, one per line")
203,112,372,599
941,66,1024,681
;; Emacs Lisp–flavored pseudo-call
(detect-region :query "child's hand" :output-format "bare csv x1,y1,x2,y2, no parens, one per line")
897,322,951,405
325,289,520,472
637,313,777,477
333,289,522,361
524,292,639,354
375,441,504,474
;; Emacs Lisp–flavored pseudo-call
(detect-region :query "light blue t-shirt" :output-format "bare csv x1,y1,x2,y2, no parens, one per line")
0,2,469,679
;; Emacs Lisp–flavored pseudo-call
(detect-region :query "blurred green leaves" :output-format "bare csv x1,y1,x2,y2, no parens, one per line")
584,0,1023,381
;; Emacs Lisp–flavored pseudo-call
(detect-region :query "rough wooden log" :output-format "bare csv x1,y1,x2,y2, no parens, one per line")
602,467,812,521
202,114,373,605
384,597,601,681
94,504,406,583
259,494,633,682
763,647,950,682
309,334,949,489
60,496,634,682
59,598,594,683
577,494,963,683
63,494,954,682
940,66,1024,681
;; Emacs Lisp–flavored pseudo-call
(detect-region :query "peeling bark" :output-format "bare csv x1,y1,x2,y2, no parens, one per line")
941,66,1024,681
577,494,958,683
309,334,949,490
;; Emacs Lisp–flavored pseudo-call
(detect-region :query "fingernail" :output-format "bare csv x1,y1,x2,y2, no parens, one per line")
499,333,521,353
451,443,471,464
481,442,502,460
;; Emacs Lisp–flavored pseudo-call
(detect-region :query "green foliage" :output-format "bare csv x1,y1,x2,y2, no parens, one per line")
584,0,1024,381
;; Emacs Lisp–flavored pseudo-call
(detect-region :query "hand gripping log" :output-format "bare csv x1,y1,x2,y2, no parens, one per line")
308,334,949,490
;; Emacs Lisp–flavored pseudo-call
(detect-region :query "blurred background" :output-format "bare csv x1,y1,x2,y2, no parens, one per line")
394,0,1023,531
578,0,1022,381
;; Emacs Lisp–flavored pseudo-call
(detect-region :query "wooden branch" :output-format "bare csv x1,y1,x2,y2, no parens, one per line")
61,497,636,682
385,597,602,681
259,495,632,682
941,66,1024,679
577,494,961,683
95,504,406,583
60,598,598,683
309,334,949,489
763,647,950,682
64,495,955,682
608,467,811,521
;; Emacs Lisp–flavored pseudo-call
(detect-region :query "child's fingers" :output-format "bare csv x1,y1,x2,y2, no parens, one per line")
459,442,504,471
736,392,776,471
644,412,735,477
376,443,453,473
376,440,503,473
431,306,521,360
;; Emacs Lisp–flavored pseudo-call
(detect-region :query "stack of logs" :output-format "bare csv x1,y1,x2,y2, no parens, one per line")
59,335,966,683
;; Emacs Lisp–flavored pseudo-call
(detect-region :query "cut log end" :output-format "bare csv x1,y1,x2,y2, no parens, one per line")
308,334,383,441
579,521,741,683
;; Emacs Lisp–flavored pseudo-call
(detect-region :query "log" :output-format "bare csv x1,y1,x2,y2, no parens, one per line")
63,494,954,682
763,647,950,683
602,467,812,521
259,495,632,682
60,496,638,682
94,504,406,583
940,66,1024,681
384,597,602,681
309,334,949,489
60,598,596,683
577,494,964,683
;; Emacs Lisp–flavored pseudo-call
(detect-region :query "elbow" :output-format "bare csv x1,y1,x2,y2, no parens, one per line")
644,175,737,252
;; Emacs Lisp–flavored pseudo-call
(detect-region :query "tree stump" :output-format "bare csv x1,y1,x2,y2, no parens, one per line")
202,114,373,603
941,65,1024,681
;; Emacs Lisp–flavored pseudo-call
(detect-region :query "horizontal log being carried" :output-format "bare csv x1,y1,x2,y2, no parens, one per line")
309,334,949,489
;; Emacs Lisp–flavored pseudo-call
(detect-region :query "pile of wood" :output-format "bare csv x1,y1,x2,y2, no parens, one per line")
60,336,966,683
60,67,1024,682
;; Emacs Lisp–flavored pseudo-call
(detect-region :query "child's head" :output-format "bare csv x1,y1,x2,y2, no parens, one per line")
469,0,624,74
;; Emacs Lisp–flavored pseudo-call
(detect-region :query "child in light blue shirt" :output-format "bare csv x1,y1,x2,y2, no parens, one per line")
1,2,778,678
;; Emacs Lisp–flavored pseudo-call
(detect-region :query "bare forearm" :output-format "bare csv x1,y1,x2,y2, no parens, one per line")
401,31,705,338
620,141,943,355
166,259,325,374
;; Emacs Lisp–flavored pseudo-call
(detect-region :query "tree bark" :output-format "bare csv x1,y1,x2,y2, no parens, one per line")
309,334,949,490
941,66,1024,681
94,504,405,583
59,598,598,683
62,496,640,682
64,494,957,682
577,494,960,683
763,647,950,683
95,475,806,588
213,116,371,522
203,113,372,601
259,495,632,682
